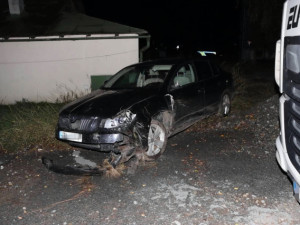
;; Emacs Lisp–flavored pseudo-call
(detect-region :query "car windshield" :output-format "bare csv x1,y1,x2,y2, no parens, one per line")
103,64,173,89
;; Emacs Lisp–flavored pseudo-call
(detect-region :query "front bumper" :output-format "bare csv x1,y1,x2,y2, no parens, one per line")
56,114,149,154
276,136,300,202
276,94,300,187
57,130,128,152
276,136,300,185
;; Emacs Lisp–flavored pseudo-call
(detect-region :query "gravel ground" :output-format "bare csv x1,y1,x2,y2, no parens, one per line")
189,93,280,153
2,94,300,225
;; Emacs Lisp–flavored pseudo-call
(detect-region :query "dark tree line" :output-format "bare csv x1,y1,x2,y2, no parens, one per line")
239,0,285,60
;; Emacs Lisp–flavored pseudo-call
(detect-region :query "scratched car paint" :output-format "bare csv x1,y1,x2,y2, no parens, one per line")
55,57,233,168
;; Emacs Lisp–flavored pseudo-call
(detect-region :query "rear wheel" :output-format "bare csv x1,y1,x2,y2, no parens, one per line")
145,120,167,160
218,93,231,116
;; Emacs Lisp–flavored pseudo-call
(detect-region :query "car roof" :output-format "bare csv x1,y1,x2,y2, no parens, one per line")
129,57,213,67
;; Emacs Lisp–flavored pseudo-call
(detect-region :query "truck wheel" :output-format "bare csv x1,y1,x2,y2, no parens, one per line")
145,120,167,160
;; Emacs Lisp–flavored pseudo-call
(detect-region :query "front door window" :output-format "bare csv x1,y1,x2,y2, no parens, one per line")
171,64,195,89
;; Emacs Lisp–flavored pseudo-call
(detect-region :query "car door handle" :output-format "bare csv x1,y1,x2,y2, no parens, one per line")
197,89,205,93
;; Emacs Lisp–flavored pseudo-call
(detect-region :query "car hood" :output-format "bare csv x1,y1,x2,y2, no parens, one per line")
60,88,158,118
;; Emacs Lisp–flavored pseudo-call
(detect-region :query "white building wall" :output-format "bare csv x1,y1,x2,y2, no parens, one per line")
0,35,139,104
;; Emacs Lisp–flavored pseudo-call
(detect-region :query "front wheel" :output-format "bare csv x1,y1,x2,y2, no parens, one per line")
218,93,231,116
145,120,167,160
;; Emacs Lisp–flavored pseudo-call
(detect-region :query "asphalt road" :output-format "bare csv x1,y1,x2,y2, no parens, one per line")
1,114,300,225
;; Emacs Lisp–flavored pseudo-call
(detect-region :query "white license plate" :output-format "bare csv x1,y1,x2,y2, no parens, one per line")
59,131,82,142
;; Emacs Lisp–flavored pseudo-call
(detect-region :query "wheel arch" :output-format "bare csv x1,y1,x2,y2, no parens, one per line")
152,110,175,136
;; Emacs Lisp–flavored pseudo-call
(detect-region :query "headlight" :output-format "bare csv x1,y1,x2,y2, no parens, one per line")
104,110,136,128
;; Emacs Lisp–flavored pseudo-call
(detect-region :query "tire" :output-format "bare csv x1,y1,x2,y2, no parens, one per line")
145,120,167,160
218,92,231,117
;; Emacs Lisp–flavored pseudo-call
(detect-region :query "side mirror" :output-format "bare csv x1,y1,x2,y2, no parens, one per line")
100,80,108,89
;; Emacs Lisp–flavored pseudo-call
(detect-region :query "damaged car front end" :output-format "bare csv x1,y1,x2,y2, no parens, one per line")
56,62,174,167
57,109,144,166
55,57,233,169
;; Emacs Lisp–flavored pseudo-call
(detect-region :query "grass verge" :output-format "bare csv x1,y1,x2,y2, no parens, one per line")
0,102,68,153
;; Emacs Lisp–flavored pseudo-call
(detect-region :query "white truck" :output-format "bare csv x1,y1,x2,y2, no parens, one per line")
276,0,300,202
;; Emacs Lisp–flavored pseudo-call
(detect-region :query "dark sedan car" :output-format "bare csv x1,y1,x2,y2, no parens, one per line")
56,57,233,167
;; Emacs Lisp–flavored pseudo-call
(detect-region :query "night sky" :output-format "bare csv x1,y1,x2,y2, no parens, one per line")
83,0,240,55
0,0,284,59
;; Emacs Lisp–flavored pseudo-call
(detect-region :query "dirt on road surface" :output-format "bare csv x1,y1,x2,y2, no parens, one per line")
1,95,300,225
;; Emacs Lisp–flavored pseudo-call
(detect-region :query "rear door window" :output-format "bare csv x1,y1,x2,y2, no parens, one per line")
210,62,221,76
194,61,213,80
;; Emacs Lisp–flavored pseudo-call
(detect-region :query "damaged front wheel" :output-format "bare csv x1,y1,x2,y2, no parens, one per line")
145,120,167,160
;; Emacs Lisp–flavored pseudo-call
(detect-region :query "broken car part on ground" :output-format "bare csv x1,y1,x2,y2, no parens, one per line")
47,57,233,173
